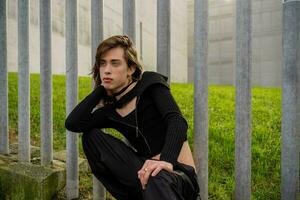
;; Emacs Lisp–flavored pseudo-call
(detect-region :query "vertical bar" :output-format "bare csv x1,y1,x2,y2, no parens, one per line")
91,0,106,199
139,22,142,60
0,0,9,155
123,0,136,43
40,0,53,166
194,0,208,199
91,0,103,64
122,0,135,162
235,0,252,199
157,0,170,80
282,1,300,199
93,177,106,200
18,0,31,162
66,0,79,199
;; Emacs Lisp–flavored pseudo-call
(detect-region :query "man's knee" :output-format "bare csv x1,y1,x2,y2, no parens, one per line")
82,128,106,146
83,128,103,139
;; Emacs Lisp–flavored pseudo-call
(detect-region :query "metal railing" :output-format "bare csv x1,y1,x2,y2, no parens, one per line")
0,0,299,199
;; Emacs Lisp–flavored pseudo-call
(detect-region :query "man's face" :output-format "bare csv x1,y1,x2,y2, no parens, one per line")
99,47,135,95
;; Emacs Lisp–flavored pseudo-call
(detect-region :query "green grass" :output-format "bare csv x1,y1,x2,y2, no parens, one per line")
8,72,281,199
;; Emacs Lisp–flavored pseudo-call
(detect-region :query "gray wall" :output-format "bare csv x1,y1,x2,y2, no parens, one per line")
7,0,188,83
188,0,282,87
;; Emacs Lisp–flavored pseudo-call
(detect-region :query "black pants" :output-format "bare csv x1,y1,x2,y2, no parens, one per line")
82,129,200,200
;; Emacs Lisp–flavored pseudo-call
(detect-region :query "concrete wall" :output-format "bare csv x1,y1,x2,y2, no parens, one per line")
188,0,282,87
136,0,157,73
170,0,188,82
6,0,188,83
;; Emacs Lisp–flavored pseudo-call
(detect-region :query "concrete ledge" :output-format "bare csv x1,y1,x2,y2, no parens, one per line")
0,144,89,200
0,158,65,200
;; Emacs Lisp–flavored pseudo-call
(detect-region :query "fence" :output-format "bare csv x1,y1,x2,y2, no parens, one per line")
0,0,299,199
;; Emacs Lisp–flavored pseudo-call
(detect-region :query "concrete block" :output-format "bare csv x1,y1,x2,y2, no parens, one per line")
0,144,89,199
0,157,65,200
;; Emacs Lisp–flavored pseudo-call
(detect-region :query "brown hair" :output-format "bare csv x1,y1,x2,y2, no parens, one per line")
91,35,143,87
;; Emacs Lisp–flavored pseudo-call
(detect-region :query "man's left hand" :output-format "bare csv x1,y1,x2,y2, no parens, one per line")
137,159,173,190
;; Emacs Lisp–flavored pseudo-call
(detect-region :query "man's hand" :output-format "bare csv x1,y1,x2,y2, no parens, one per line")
137,159,173,189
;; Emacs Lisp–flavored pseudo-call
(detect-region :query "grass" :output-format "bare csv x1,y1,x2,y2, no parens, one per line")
7,72,281,199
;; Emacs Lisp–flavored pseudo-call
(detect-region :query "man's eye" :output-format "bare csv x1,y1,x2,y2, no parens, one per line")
99,62,106,66
112,62,120,66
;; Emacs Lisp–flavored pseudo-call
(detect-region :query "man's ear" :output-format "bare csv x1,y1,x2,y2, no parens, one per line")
128,65,136,76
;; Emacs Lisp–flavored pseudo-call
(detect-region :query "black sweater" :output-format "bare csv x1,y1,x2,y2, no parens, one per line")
65,71,188,165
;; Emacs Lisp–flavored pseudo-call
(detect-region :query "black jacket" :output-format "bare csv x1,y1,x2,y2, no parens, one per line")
65,71,188,165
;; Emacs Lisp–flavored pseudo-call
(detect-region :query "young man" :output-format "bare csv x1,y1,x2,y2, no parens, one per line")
65,35,200,200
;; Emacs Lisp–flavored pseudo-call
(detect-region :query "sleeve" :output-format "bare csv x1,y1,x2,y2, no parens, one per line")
149,84,188,166
65,85,108,133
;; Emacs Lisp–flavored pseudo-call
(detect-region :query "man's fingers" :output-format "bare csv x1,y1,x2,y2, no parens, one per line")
140,172,149,190
137,159,173,190
142,167,154,185
138,164,157,190
151,166,162,177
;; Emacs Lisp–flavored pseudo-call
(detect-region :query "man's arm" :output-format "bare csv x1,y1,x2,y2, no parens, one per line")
65,85,108,132
137,84,188,189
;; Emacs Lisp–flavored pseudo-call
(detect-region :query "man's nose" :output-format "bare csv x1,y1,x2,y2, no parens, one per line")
103,64,112,74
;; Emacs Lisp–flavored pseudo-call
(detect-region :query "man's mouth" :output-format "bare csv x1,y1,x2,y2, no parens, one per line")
103,78,113,83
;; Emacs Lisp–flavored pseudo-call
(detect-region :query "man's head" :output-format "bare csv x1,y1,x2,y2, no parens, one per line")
92,35,143,87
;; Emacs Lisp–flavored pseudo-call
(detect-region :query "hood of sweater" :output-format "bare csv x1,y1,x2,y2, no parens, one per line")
114,71,169,108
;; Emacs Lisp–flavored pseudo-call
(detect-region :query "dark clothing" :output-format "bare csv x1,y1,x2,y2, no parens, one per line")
82,129,199,200
65,71,188,166
65,71,200,200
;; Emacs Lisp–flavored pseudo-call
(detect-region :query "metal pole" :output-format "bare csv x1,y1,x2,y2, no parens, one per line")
157,0,170,81
40,0,53,166
193,0,208,199
93,177,106,200
66,0,79,199
282,1,300,199
0,0,9,155
235,0,252,199
91,0,103,65
18,0,31,162
91,0,106,199
123,0,136,43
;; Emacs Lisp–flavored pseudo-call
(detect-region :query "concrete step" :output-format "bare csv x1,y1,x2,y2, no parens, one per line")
0,144,89,200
